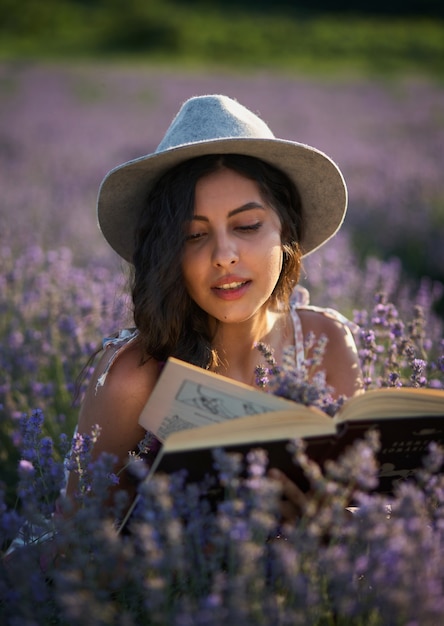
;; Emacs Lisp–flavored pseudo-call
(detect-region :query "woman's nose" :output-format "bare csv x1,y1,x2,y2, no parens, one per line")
212,234,239,268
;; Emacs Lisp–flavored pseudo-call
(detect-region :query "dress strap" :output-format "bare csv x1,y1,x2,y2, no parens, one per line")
95,328,139,393
288,285,359,372
289,285,359,334
289,306,306,370
296,305,360,335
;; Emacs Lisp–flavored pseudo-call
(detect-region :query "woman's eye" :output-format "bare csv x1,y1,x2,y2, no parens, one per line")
185,231,206,242
236,222,262,233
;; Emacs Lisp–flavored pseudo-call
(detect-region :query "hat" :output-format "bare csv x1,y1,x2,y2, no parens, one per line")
97,94,347,262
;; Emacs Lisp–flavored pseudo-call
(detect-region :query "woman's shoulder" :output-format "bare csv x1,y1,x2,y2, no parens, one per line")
83,329,161,415
290,286,359,336
74,331,161,491
297,307,355,338
89,329,153,391
288,288,363,398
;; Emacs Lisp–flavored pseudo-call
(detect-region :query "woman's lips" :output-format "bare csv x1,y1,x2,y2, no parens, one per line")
211,279,251,300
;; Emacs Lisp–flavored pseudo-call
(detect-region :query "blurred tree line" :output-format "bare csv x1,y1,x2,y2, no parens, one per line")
1,0,443,61
174,0,443,17
2,0,442,20
1,0,443,42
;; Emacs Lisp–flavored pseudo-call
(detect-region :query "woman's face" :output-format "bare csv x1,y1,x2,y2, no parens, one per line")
182,167,283,325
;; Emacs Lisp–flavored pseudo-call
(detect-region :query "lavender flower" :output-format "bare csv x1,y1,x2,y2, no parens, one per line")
2,410,444,625
255,338,343,416
14,410,66,519
355,293,443,389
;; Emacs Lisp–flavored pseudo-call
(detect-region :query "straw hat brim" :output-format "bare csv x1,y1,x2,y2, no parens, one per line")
97,136,347,263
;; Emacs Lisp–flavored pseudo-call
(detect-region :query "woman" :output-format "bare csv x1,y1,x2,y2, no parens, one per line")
67,94,363,504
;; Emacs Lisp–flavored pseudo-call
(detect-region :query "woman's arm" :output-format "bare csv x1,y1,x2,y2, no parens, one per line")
271,309,364,524
66,342,160,503
298,309,364,399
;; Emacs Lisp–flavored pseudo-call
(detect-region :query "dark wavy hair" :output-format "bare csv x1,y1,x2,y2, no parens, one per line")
131,153,304,369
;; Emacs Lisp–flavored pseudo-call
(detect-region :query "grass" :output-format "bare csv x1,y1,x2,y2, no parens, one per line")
0,0,443,79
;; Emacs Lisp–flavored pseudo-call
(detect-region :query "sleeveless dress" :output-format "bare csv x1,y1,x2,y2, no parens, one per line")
6,288,357,556
97,286,356,390
95,286,357,468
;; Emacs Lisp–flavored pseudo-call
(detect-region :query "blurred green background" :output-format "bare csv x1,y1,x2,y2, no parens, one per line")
0,0,443,77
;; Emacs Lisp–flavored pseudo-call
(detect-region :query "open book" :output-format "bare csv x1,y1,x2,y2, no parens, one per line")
118,358,444,532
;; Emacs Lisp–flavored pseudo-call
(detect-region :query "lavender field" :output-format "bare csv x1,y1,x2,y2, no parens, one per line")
1,61,444,625
1,61,443,431
2,62,444,270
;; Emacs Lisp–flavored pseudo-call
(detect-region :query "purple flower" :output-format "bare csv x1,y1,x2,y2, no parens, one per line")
18,459,34,475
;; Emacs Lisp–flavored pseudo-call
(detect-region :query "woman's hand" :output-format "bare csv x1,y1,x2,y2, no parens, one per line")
268,467,310,524
268,467,356,531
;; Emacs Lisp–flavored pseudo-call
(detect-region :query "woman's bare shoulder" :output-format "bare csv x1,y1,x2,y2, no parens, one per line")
297,307,350,337
67,342,162,499
76,341,161,465
297,308,363,398
86,340,160,407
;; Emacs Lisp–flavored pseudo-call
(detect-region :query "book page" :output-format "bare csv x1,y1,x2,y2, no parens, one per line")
138,357,299,442
335,387,444,424
162,408,336,452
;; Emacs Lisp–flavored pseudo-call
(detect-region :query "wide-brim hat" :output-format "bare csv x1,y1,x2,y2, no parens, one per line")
97,94,347,263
